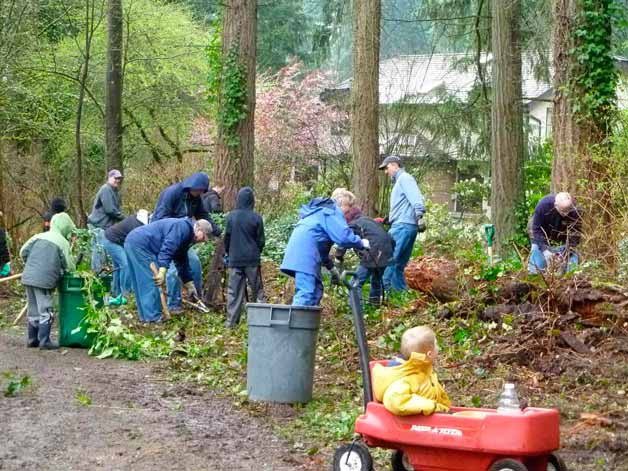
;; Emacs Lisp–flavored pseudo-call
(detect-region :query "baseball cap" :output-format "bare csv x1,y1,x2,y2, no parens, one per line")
108,169,123,179
378,155,402,170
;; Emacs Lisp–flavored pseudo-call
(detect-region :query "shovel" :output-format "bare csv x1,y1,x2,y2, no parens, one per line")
149,263,170,320
482,224,496,265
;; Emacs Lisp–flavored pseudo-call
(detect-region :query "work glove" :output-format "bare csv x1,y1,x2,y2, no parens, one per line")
184,281,198,300
542,249,554,265
329,267,341,285
0,262,10,277
223,254,229,267
361,238,371,250
153,266,167,287
417,217,427,233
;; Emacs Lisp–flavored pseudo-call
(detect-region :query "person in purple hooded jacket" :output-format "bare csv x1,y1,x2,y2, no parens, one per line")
528,192,582,274
152,172,220,310
280,191,368,306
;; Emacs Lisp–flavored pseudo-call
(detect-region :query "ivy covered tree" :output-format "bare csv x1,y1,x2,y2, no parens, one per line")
551,0,621,256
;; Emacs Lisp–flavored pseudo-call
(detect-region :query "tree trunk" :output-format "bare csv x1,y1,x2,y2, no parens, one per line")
206,0,257,307
105,0,124,173
490,0,524,256
212,0,257,212
351,0,380,217
551,0,579,194
551,0,616,260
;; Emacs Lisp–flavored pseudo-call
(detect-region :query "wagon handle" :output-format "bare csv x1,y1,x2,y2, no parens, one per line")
341,270,374,408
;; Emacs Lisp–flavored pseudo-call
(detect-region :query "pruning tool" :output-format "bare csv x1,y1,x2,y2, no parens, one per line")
182,295,210,313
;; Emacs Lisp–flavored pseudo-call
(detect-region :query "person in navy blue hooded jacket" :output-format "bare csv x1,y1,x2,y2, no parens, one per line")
124,218,213,322
152,172,220,311
281,191,368,306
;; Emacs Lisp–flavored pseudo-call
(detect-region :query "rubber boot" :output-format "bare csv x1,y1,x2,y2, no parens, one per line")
38,321,59,350
27,322,39,348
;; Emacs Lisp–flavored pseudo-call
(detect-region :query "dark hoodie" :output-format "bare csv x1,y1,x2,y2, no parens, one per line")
152,172,211,222
337,208,395,268
224,187,265,268
43,197,67,231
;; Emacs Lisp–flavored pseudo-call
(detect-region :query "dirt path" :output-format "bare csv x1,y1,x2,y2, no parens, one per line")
0,331,308,471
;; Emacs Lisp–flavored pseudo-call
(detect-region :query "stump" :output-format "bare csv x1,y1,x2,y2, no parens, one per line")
404,256,458,301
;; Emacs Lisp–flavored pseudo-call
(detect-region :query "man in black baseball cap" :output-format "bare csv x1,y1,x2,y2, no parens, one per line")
378,155,426,291
88,169,125,272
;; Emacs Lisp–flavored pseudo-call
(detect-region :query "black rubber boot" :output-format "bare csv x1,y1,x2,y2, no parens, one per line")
27,322,39,348
38,321,58,350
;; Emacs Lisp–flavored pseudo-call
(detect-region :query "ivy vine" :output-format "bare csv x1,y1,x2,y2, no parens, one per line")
206,23,248,148
570,0,623,134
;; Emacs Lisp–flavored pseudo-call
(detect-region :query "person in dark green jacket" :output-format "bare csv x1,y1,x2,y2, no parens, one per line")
20,213,76,349
88,169,125,273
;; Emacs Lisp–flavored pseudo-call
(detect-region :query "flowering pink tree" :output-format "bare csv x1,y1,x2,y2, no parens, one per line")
255,63,348,193
190,63,348,212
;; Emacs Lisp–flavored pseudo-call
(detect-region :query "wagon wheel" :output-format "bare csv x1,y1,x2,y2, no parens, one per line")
547,453,568,471
390,450,414,471
332,441,373,471
489,459,528,471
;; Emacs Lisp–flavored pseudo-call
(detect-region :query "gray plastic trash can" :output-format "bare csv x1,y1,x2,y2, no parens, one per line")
246,303,322,403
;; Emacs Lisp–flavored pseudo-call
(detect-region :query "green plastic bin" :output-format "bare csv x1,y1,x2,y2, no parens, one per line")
246,303,321,403
58,274,110,348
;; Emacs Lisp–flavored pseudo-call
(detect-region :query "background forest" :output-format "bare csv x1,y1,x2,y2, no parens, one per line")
1,1,628,470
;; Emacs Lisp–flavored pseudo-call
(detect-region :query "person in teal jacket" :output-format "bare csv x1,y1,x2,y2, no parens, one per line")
0,210,10,277
280,195,367,306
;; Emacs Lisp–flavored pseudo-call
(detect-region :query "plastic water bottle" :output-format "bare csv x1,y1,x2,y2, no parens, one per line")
497,383,522,414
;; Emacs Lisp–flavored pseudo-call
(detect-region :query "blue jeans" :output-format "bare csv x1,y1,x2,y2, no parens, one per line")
293,271,324,306
383,223,418,291
356,265,385,306
166,247,202,309
528,243,579,274
101,238,132,297
90,227,108,273
124,241,163,322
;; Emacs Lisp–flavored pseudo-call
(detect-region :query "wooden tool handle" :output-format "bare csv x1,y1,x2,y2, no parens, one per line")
0,272,22,283
13,304,28,325
149,263,170,320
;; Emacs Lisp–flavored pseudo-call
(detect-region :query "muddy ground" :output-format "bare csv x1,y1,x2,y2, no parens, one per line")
0,329,311,471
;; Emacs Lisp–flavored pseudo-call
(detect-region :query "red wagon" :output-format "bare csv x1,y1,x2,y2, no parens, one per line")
332,273,567,471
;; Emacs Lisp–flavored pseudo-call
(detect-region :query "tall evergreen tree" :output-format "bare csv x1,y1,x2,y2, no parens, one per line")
351,0,381,216
490,0,524,256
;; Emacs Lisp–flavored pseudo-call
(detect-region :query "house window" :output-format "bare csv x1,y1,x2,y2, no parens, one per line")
545,107,553,137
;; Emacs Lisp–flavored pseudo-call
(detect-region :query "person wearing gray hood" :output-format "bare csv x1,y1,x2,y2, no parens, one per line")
224,187,266,328
88,169,125,272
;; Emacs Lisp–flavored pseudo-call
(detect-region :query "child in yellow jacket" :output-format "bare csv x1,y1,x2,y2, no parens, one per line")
372,325,450,416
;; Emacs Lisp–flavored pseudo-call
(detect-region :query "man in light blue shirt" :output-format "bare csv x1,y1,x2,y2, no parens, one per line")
379,155,425,291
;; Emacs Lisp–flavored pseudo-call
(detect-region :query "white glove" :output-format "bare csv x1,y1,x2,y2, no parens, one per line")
361,238,370,250
542,249,554,264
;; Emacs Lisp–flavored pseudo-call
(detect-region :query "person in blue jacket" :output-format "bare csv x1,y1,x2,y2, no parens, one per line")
124,218,213,322
281,192,368,306
379,155,425,292
152,172,220,311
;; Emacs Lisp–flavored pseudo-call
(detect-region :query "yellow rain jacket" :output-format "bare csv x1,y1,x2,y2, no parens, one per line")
372,352,451,416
